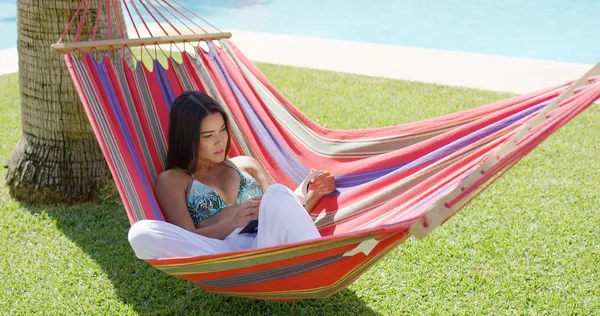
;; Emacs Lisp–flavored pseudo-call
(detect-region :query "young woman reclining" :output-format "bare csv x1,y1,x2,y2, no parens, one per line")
128,91,336,259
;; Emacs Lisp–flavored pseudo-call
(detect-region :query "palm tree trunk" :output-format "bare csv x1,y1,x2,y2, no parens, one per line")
7,0,128,203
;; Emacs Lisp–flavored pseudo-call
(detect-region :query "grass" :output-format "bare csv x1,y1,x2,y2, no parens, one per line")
1,64,599,315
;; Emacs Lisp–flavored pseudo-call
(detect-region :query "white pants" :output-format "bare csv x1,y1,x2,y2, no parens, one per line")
128,184,321,259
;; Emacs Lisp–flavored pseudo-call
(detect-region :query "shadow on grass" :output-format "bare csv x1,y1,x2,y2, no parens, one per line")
25,202,380,315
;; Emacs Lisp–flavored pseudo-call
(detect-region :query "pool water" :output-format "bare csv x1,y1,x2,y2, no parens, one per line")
1,0,598,64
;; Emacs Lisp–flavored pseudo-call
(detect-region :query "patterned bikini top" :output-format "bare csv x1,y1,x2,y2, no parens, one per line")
187,162,263,225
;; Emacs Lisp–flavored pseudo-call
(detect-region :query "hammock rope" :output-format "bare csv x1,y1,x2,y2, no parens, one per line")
53,0,600,300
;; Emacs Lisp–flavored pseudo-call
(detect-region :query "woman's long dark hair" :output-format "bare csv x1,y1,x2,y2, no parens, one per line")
167,91,231,172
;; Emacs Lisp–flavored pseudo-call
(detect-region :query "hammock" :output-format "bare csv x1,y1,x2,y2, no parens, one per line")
53,0,600,301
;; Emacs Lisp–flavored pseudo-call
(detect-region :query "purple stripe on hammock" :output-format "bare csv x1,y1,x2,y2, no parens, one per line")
154,59,176,110
389,170,469,224
115,59,158,181
362,165,476,228
72,56,146,220
335,100,550,194
312,88,554,146
91,54,164,220
206,44,309,184
134,64,169,168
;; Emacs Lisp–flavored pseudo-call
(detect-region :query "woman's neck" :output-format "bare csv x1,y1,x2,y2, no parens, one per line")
194,160,222,173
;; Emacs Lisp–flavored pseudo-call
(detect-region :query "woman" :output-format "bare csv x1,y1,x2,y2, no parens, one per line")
128,91,336,259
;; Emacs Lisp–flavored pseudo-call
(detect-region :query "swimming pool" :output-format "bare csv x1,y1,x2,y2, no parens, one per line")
1,0,598,64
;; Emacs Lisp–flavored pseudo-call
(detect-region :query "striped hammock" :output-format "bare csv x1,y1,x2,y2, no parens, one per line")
55,0,600,301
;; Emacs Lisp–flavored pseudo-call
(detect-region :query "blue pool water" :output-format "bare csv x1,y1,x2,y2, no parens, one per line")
1,0,598,64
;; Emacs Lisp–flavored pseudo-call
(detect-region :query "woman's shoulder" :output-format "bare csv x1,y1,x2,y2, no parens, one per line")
228,156,260,173
155,168,190,188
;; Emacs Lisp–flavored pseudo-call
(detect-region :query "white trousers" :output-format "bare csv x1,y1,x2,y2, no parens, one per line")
128,184,321,259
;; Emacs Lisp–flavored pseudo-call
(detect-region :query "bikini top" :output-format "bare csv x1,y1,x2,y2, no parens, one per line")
187,162,263,226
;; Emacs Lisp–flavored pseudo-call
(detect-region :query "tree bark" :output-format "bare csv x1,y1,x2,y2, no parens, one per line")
7,0,128,203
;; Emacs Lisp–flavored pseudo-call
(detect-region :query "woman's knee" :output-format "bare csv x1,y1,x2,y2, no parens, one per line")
128,220,160,248
260,183,306,219
264,183,293,200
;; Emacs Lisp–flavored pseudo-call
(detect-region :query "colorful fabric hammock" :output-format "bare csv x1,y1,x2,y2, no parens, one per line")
54,0,600,301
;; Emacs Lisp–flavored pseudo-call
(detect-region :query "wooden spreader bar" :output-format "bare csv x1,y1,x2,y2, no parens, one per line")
51,32,232,53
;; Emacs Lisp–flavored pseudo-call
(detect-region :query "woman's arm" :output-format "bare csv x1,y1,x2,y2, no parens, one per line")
231,156,337,213
191,207,240,239
229,156,273,192
154,170,198,231
303,170,336,212
304,190,326,213
194,199,260,238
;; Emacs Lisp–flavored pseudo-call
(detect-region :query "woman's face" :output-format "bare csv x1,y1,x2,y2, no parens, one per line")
197,112,228,165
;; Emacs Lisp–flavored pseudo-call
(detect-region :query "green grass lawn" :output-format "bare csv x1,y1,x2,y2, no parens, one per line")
1,65,599,315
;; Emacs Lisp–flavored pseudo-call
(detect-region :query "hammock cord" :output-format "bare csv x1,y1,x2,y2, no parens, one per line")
123,0,142,39
107,0,112,40
171,0,221,33
127,0,158,60
155,0,195,35
58,0,86,44
112,0,126,40
74,0,92,42
138,0,169,36
129,0,154,38
147,0,182,36
57,0,232,60
91,0,104,41
160,0,204,34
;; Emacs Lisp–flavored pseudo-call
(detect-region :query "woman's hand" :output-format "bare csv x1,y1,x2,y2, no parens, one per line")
303,169,336,212
308,169,336,196
230,196,262,228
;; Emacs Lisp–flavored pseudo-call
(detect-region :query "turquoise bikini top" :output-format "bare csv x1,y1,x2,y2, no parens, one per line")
187,162,263,225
